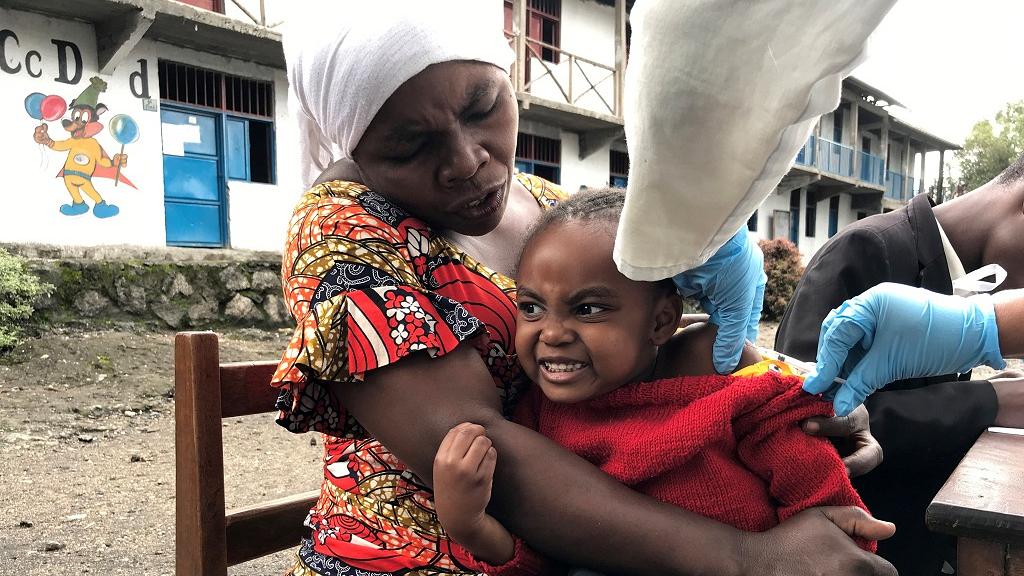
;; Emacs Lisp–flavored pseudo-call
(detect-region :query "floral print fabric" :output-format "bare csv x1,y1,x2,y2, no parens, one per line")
272,173,563,575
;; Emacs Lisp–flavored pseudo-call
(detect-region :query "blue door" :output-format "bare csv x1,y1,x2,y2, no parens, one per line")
161,108,226,247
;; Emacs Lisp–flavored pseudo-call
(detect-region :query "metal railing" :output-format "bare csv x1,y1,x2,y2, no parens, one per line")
885,170,906,200
505,31,620,117
795,136,816,167
817,137,855,178
227,0,281,27
794,136,889,188
859,151,885,186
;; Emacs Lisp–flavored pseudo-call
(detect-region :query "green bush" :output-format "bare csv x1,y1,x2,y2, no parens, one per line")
759,238,804,321
0,247,52,351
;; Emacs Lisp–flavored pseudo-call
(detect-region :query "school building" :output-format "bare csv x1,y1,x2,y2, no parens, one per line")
0,0,959,260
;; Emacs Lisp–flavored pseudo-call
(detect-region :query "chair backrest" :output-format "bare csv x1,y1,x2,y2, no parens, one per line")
175,331,318,576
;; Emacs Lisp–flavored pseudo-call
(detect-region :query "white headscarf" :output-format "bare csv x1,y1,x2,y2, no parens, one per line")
284,0,515,189
614,0,897,280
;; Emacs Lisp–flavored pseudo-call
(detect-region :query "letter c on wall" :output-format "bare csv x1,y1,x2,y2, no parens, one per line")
26,50,41,78
0,29,22,74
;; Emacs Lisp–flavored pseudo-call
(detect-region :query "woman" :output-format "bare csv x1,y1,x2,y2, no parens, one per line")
274,2,893,575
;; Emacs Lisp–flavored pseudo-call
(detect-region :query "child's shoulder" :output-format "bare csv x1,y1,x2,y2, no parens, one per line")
659,322,761,377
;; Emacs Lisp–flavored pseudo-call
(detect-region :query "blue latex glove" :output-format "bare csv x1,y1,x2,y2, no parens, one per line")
674,226,767,373
804,282,1007,416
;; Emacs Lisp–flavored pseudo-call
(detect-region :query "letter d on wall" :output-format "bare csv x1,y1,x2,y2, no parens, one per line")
51,38,82,85
130,59,150,99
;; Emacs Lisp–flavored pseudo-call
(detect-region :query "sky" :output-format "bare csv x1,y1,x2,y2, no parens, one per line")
854,0,1024,182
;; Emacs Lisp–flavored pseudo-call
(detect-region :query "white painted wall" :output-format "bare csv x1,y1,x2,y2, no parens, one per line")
2,8,166,247
0,7,298,252
748,189,864,263
558,130,616,193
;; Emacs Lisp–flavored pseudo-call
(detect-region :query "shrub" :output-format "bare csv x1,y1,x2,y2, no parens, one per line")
758,238,804,321
0,247,52,351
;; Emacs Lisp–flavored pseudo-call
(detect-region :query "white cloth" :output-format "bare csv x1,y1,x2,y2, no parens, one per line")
615,0,897,281
283,0,514,190
934,220,968,283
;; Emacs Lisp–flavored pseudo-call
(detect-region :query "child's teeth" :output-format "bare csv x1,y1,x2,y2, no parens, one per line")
544,362,585,372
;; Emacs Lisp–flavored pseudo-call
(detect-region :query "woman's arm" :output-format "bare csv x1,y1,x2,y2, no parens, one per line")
994,289,1024,358
336,345,896,576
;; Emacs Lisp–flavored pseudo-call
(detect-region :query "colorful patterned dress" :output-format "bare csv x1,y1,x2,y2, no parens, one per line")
272,173,563,576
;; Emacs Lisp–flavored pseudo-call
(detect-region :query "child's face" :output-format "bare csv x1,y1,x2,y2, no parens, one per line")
515,220,678,403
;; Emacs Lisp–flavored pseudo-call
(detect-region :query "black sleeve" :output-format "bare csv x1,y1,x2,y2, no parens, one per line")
866,380,996,470
775,227,890,362
775,226,999,469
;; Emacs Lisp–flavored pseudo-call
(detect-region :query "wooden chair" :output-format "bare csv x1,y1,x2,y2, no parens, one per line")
175,331,319,576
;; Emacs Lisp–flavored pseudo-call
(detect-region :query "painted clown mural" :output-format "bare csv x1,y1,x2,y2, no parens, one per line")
27,76,140,219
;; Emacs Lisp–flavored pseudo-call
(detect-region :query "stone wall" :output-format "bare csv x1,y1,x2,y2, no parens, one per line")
4,244,290,330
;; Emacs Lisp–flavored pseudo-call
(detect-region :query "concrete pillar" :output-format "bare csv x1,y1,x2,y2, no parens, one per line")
614,0,626,117
937,149,946,203
850,100,860,180
902,137,912,200
919,151,927,195
880,114,890,173
513,0,527,92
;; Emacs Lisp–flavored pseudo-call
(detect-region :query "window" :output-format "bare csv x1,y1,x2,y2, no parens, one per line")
504,0,561,63
747,210,758,232
828,196,840,237
516,132,561,183
159,60,274,118
610,149,629,188
225,117,275,183
159,60,276,184
789,189,801,244
804,193,816,238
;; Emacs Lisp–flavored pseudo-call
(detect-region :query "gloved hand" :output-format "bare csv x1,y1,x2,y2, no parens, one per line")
804,282,1007,416
674,226,767,373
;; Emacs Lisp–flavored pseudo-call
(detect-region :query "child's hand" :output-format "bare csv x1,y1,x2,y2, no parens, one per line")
433,422,499,540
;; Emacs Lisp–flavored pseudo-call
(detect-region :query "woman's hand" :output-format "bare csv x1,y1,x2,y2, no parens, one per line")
742,506,897,576
802,405,883,478
673,227,767,374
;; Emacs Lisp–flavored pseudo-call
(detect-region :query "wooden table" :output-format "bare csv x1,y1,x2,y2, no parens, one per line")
926,430,1024,576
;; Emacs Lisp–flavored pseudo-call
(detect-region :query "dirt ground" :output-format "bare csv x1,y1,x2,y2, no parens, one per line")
1,321,1017,575
0,326,322,576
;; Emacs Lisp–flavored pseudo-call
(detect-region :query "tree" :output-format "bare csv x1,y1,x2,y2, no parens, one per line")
956,101,1024,191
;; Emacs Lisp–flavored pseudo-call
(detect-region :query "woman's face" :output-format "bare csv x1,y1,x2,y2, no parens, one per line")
353,61,519,236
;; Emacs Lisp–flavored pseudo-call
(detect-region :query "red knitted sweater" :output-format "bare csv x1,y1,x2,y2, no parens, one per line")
451,371,874,575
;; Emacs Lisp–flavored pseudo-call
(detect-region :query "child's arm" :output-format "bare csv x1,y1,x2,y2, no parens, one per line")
734,379,892,551
433,422,515,564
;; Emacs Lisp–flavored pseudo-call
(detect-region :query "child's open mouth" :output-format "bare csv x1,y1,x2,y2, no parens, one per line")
538,358,591,384
541,360,588,373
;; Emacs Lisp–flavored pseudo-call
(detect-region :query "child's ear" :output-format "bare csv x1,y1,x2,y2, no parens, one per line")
652,292,683,345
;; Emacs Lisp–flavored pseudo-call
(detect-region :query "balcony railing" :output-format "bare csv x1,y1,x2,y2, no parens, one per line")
794,136,887,188
885,171,906,200
795,136,816,167
817,137,854,179
505,31,620,117
859,152,885,186
227,0,280,27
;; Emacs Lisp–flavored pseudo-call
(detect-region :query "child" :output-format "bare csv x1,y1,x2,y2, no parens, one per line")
433,188,880,575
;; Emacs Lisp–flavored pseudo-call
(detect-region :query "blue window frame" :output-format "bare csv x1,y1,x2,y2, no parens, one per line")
610,149,629,188
226,116,275,184
789,189,800,244
516,133,561,184
828,195,840,237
